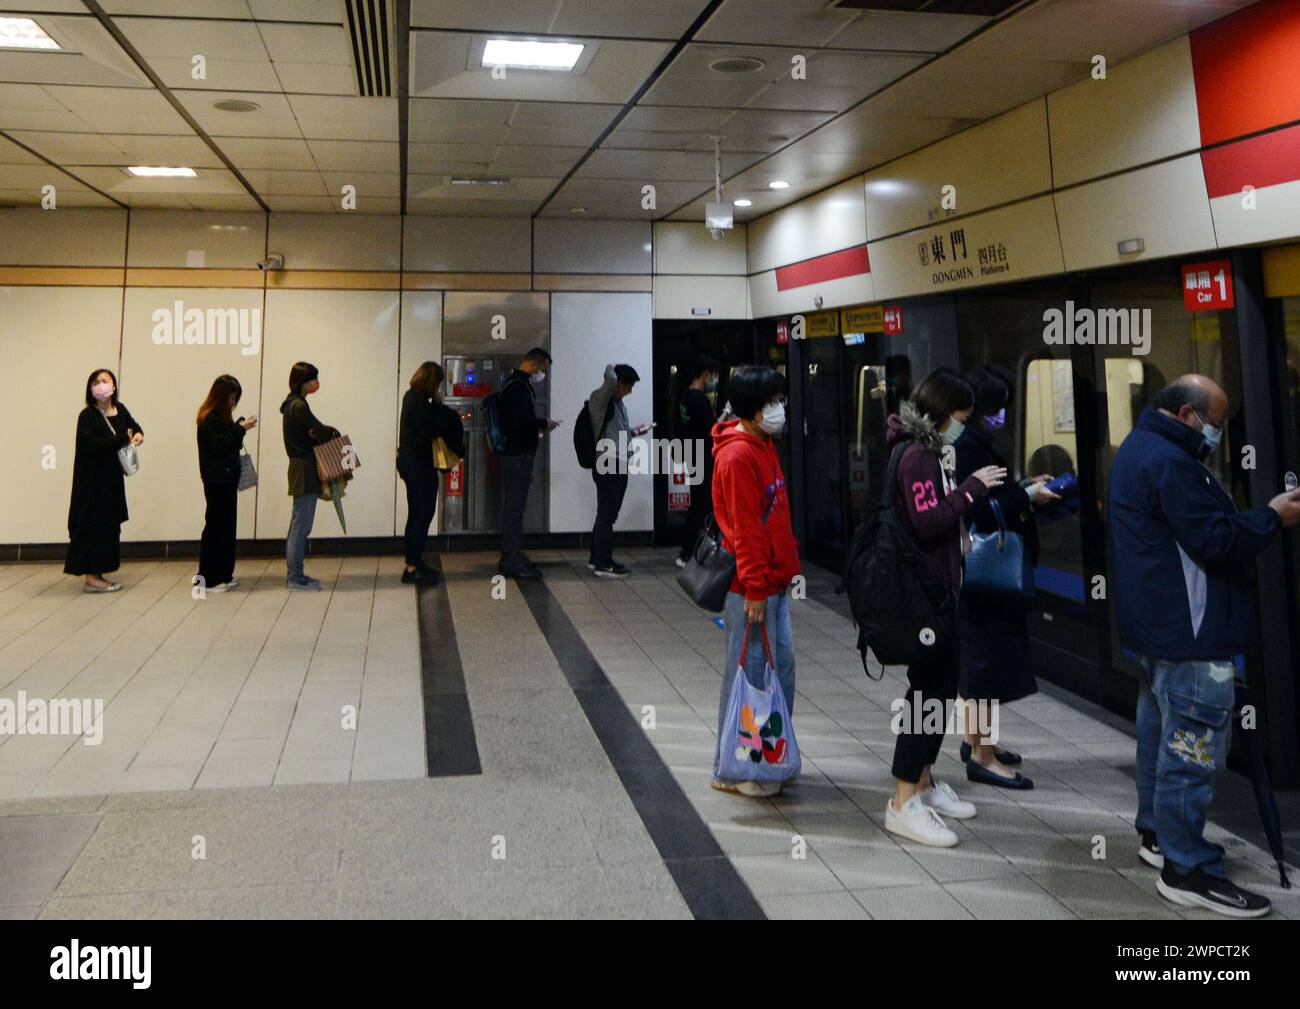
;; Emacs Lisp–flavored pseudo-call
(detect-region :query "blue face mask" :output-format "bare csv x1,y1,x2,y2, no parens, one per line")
982,408,1006,431
1195,411,1223,458
941,418,965,445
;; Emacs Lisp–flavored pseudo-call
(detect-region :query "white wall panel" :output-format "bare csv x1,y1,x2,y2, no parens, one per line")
863,101,1051,240
534,220,652,275
549,292,653,533
1055,156,1216,271
257,289,401,540
2,287,123,544
266,213,401,270
403,216,531,273
1048,38,1200,189
746,177,866,274
394,290,443,535
118,287,265,541
126,210,267,268
0,208,126,266
1211,179,1300,249
653,275,749,319
748,269,874,320
653,221,746,275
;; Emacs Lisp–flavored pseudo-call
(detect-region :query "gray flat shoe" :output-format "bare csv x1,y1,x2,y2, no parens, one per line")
84,582,121,593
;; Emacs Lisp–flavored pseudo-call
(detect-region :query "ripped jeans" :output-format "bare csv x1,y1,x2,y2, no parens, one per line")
1134,656,1235,877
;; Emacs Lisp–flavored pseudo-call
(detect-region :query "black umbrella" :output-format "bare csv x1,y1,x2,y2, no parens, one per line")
1234,678,1292,889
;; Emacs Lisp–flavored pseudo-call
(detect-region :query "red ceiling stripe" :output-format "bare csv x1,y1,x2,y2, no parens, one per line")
774,244,870,291
1189,0,1300,147
1201,123,1300,199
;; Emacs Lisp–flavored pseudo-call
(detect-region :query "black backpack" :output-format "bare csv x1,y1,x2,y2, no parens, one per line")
838,440,957,677
574,397,616,470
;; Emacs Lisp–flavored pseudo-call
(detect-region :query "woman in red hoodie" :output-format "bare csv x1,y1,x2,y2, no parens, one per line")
884,367,1005,848
710,366,802,798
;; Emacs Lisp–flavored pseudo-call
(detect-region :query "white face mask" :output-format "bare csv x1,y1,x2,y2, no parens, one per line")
759,401,785,435
530,371,546,385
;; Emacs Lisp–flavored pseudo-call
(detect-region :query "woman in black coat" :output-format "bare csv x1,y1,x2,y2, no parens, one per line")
66,368,143,592
954,366,1059,789
196,375,258,592
396,360,464,585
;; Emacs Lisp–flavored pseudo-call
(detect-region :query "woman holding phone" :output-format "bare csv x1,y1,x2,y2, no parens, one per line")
196,374,257,592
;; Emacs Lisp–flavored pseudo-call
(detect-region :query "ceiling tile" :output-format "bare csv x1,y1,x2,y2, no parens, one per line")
306,139,399,172
257,22,354,65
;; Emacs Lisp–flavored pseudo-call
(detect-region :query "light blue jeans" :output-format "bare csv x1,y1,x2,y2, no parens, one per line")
1135,656,1235,877
713,590,796,782
286,493,317,581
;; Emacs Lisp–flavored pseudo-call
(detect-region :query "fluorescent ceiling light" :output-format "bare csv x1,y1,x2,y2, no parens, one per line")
734,199,753,207
768,181,789,190
482,38,583,71
0,17,60,50
127,166,197,177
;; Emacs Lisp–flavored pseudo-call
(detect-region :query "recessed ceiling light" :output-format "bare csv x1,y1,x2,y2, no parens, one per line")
768,180,789,190
0,17,60,50
482,38,583,71
734,199,753,207
127,166,197,177
570,207,587,216
708,56,766,74
450,176,509,186
212,99,260,113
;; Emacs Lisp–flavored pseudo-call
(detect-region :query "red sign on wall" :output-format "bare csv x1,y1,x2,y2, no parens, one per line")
883,305,903,335
1181,259,1234,311
445,461,464,497
775,321,789,345
452,382,492,397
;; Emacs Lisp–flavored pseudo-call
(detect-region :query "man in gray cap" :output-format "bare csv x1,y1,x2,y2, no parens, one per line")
588,363,645,577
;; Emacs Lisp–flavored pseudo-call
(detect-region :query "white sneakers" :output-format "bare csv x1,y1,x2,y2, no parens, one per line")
920,779,977,820
886,780,977,848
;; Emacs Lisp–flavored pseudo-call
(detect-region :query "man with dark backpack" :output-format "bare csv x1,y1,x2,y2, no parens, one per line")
496,347,558,580
584,364,645,578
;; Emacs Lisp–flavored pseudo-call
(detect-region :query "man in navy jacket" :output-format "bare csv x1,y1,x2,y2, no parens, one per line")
1109,374,1300,917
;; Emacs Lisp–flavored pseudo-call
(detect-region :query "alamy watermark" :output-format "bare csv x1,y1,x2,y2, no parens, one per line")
151,300,261,356
0,691,103,745
1043,301,1150,356
595,434,705,485
890,697,999,744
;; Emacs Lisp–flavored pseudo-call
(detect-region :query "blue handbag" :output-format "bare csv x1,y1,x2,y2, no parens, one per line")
964,497,1034,600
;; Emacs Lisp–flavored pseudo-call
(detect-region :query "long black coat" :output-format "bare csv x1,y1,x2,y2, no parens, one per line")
954,424,1038,704
65,403,142,575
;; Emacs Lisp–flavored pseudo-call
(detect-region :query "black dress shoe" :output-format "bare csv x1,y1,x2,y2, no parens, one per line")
401,568,439,585
966,760,1033,790
502,565,542,581
959,741,1022,766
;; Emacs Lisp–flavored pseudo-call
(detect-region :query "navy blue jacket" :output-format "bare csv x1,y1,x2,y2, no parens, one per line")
1108,407,1279,660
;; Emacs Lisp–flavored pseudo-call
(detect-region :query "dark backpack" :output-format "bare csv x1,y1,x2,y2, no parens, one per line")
573,396,616,470
481,374,521,456
838,440,957,677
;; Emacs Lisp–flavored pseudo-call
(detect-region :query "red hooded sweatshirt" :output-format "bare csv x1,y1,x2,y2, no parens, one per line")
711,419,801,600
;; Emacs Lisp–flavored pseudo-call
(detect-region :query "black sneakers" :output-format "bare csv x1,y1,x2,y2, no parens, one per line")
592,562,631,579
1138,829,1164,869
1156,864,1271,918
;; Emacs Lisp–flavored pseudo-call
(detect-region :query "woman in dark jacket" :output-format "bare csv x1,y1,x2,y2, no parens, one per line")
66,368,143,592
954,366,1059,789
676,355,721,567
196,375,257,592
280,361,338,591
884,367,1004,848
397,361,463,585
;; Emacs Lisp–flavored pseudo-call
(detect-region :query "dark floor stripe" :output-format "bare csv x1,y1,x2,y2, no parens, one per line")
518,577,766,920
414,558,482,777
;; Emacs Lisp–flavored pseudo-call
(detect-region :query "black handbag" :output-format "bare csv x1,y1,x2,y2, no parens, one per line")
676,516,735,613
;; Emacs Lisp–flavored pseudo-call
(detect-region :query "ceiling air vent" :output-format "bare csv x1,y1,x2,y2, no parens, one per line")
342,0,395,97
825,0,1022,15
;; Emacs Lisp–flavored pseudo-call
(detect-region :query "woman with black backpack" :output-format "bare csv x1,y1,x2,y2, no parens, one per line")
884,367,1005,847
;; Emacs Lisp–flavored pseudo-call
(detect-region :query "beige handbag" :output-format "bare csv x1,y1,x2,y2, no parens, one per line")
314,434,359,482
432,436,461,471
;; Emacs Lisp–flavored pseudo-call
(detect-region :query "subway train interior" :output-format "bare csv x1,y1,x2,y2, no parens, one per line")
3,0,1300,935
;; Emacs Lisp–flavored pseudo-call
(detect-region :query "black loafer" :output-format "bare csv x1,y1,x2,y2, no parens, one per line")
959,741,1022,766
966,760,1033,790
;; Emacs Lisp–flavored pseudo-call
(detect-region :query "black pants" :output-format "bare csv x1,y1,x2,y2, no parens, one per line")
890,639,960,783
198,480,238,586
678,466,713,559
500,452,535,568
398,456,438,567
590,471,629,567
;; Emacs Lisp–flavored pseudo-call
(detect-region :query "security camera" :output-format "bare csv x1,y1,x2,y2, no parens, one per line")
256,254,284,271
